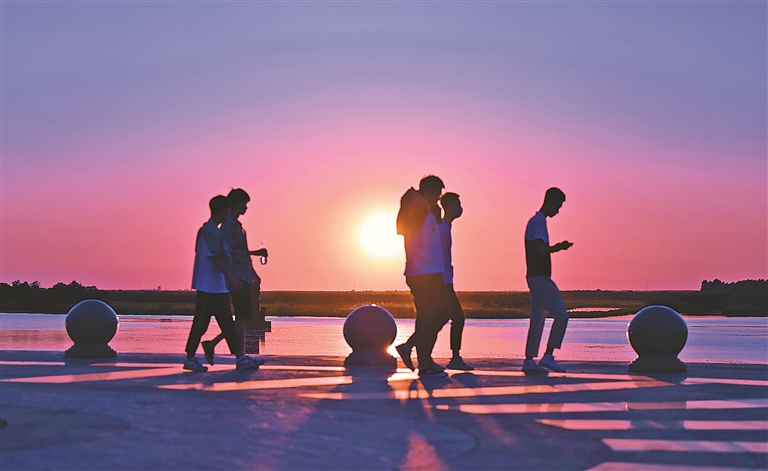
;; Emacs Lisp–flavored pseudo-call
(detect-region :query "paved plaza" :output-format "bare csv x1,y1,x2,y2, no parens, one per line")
1,350,766,470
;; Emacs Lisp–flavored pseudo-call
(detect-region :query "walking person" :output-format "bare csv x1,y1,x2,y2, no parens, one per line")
440,193,474,371
398,192,473,371
395,175,450,377
183,195,264,372
201,188,268,365
522,187,573,374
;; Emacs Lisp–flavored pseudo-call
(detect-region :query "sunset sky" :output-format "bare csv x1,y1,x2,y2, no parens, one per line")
3,2,766,292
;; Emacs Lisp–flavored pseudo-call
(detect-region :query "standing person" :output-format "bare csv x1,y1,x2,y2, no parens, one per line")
522,187,573,374
440,193,474,371
395,175,449,377
183,195,264,372
201,188,268,365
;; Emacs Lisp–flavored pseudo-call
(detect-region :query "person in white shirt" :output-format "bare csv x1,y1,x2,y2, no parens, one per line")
201,188,268,365
183,195,264,372
395,175,450,377
439,193,473,371
522,187,573,374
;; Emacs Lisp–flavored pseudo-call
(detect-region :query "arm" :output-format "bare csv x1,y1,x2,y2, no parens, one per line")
212,254,243,291
249,248,268,257
530,239,573,256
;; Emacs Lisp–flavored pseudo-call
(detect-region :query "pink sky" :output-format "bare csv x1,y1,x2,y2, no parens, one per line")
2,2,766,291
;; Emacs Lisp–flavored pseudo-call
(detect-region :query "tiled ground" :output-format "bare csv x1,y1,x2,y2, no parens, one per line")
1,351,766,470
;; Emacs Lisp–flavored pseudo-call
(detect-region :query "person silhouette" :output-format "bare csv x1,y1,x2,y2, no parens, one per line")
201,188,267,365
522,187,573,374
395,175,450,377
439,193,473,371
183,195,264,372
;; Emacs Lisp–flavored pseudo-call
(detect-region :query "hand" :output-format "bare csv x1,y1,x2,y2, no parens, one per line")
555,241,573,251
228,277,244,291
251,248,268,257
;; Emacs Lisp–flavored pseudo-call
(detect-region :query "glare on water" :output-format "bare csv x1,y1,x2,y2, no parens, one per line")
0,314,766,364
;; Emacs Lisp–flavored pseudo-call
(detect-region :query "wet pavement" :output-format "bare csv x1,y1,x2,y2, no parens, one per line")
1,350,766,470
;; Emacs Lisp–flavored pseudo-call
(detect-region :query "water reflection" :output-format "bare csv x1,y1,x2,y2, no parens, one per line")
1,313,767,363
602,438,768,453
537,419,768,431
435,398,768,415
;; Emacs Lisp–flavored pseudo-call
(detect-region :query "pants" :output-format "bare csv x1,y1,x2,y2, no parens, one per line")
446,284,465,353
185,291,241,357
406,274,449,368
525,276,569,358
230,281,253,321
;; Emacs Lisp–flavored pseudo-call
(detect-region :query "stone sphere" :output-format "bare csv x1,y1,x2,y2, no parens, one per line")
343,304,397,352
66,299,119,344
627,305,687,356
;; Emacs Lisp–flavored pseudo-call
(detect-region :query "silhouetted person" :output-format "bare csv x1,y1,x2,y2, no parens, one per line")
202,188,268,365
183,195,264,372
522,187,573,374
395,175,449,377
440,193,473,371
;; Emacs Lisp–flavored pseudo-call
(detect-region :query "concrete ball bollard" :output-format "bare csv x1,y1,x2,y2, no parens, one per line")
64,299,119,359
343,305,397,367
627,305,687,373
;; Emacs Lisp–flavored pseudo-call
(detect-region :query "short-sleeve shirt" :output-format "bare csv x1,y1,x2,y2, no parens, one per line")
192,220,229,294
404,212,444,277
440,220,454,284
222,217,258,284
524,211,551,277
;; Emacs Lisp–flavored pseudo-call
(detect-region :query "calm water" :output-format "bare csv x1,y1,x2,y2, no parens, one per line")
1,313,766,364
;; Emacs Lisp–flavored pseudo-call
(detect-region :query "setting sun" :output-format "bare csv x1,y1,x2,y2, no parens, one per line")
359,213,401,258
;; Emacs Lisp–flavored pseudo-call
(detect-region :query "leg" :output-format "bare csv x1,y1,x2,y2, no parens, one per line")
525,277,547,359
409,275,449,369
446,284,465,355
210,294,244,357
209,331,226,347
230,281,252,350
538,278,569,352
185,292,213,357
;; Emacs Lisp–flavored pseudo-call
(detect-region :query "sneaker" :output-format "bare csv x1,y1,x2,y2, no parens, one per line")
419,366,448,378
522,359,548,374
447,356,474,371
201,340,215,365
429,362,445,373
236,355,265,371
183,357,208,372
539,353,566,372
396,344,415,371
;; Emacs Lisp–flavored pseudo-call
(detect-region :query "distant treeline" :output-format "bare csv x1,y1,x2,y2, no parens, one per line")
1,279,765,317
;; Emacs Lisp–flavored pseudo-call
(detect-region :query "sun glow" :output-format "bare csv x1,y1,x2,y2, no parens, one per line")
359,213,401,258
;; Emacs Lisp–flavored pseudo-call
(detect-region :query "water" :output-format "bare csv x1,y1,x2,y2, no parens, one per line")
1,313,766,364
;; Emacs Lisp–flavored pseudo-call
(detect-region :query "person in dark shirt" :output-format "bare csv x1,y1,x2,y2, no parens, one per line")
522,187,573,374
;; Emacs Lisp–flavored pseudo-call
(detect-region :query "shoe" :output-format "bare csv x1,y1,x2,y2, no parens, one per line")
430,362,445,373
396,344,415,371
539,353,566,372
183,357,208,372
419,366,448,378
236,355,265,371
447,356,474,371
201,340,215,365
522,359,548,374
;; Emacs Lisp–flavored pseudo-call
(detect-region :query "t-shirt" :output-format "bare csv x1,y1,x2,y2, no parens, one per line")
222,217,258,284
404,212,444,277
191,220,229,294
440,220,454,284
524,211,551,277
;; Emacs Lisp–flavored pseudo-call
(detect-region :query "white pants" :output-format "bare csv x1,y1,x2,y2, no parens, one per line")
525,276,569,358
